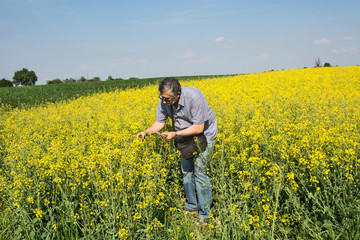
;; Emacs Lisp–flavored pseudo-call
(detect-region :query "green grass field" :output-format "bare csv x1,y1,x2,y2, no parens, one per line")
0,75,232,109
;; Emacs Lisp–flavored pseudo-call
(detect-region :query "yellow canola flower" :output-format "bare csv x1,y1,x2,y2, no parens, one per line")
33,208,43,219
27,197,34,204
0,66,359,236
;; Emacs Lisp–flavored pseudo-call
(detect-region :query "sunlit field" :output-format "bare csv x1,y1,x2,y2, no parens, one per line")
1,66,359,239
0,75,229,109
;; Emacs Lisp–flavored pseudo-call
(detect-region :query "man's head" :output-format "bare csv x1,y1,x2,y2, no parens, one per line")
158,78,181,105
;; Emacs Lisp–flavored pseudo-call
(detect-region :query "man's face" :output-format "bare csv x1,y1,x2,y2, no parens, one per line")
159,90,179,105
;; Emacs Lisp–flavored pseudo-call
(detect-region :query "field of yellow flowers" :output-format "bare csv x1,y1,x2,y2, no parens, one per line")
0,66,359,239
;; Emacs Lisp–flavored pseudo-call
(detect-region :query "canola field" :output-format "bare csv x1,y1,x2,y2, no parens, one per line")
0,66,359,239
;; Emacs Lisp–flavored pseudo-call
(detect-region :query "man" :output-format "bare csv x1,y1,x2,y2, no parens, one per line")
136,77,217,223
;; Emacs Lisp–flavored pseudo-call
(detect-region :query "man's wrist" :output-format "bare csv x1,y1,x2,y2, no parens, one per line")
175,131,177,137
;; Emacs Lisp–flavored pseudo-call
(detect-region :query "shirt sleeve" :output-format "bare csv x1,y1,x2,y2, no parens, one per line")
155,99,169,123
190,93,209,125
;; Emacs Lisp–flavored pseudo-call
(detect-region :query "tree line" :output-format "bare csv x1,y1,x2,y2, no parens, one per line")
47,76,102,84
46,76,139,84
1,60,332,88
0,68,140,87
1,68,37,87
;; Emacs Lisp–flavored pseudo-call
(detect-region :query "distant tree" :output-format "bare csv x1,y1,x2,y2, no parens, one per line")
107,75,114,81
13,68,38,86
47,79,63,84
314,58,322,67
78,76,87,82
324,62,332,67
63,78,76,83
88,77,101,82
0,78,13,87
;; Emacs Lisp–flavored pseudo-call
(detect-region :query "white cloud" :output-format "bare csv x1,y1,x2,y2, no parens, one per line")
344,36,353,41
332,48,360,54
80,64,90,70
313,38,330,44
177,50,213,63
178,50,196,59
121,58,131,64
215,36,225,42
110,62,119,68
255,52,270,61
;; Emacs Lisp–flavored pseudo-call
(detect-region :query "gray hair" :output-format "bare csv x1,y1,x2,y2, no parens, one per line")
158,77,181,97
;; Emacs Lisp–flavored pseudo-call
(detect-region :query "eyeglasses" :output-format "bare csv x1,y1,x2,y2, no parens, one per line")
159,95,173,102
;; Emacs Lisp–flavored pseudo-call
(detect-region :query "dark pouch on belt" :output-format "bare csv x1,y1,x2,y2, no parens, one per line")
175,133,207,159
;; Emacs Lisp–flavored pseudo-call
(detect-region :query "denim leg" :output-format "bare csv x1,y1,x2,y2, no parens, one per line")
181,156,198,211
194,139,215,219
180,139,216,216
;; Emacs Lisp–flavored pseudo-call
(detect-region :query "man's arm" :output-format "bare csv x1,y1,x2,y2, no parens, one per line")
136,121,166,140
177,123,204,136
162,122,204,141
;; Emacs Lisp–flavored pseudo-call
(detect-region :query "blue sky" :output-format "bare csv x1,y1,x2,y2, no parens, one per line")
1,0,359,85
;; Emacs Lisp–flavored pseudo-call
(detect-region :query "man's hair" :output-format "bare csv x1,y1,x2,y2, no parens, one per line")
158,77,181,97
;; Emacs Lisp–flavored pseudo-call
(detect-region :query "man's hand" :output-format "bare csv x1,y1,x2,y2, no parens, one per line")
162,132,176,141
136,121,166,140
136,131,147,140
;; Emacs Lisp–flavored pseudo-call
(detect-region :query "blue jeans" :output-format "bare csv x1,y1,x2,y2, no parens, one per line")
181,139,216,219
